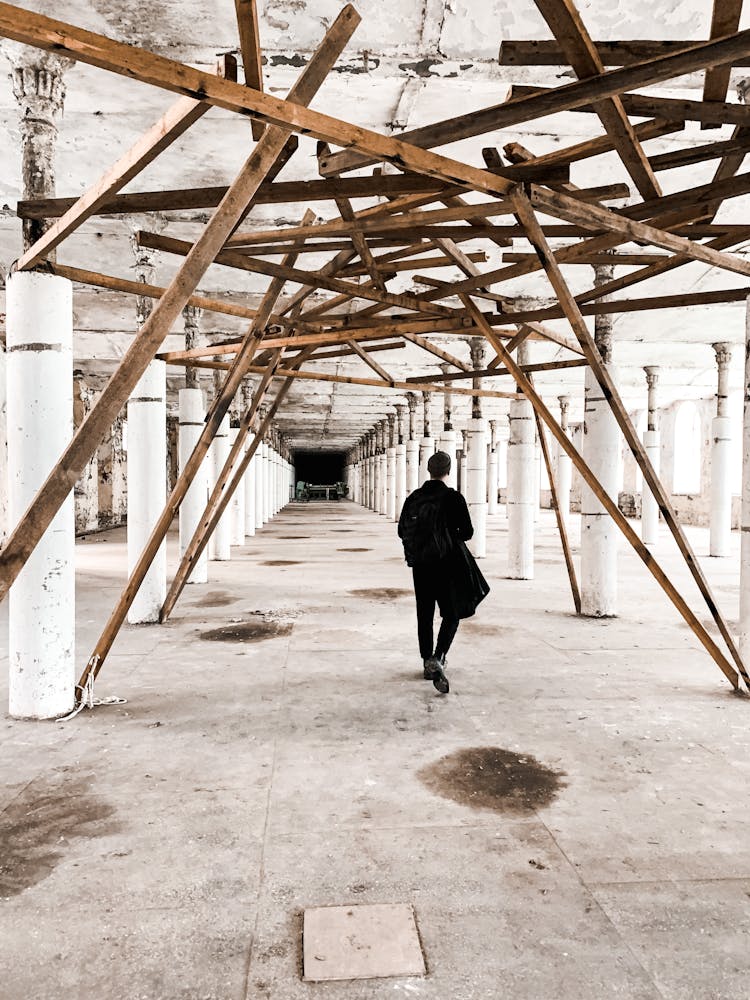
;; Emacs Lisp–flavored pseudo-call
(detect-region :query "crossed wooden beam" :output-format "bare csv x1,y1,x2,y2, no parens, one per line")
1,0,750,702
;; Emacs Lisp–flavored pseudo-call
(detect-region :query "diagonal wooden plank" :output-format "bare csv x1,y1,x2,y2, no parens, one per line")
347,338,394,384
703,0,744,111
4,0,750,200
16,55,236,271
508,189,749,690
0,4,361,604
235,0,266,141
531,0,661,199
463,293,741,689
498,38,750,66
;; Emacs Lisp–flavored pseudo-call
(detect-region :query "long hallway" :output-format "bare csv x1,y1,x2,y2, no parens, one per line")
1,501,749,999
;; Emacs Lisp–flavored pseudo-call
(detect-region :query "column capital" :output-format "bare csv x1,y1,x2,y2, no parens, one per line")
737,77,750,104
6,48,70,123
406,391,418,412
643,365,660,386
713,342,733,369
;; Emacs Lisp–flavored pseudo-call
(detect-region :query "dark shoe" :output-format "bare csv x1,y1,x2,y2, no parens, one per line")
431,655,449,694
423,657,438,680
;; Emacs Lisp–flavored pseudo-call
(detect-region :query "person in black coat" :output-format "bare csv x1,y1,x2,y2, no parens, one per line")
398,450,488,694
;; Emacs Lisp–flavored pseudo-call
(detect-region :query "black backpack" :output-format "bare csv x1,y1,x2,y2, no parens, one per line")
400,490,455,567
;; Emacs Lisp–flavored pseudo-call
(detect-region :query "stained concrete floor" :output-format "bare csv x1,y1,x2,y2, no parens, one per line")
1,501,750,999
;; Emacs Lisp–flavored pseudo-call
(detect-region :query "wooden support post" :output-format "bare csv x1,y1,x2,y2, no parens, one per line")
530,378,581,613
234,0,266,140
507,190,750,689
0,4,361,604
160,348,313,621
461,293,740,689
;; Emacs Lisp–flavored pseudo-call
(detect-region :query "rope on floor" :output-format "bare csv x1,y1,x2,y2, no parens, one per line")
57,669,127,722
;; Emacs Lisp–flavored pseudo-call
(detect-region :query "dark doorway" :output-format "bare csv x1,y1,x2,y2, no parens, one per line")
294,451,345,484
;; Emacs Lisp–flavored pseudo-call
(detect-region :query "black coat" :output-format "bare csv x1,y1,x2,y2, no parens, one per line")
398,480,490,620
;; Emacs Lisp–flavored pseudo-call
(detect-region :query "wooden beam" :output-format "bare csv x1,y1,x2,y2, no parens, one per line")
138,231,459,317
531,0,661,199
462,292,741,689
347,338,394,384
703,1,743,112
509,83,750,129
16,63,233,270
508,189,748,689
83,232,310,685
234,0,266,141
648,133,750,173
501,252,670,266
320,29,750,174
502,117,683,172
530,376,581,613
159,351,307,622
406,358,588,383
0,4,360,604
497,39,750,66
5,0,749,221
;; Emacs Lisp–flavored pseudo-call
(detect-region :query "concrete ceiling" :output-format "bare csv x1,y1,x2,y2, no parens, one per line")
1,0,750,449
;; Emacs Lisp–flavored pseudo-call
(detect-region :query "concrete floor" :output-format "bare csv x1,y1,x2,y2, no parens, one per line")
1,501,750,999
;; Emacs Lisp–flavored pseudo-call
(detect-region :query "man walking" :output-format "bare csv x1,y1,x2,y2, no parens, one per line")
398,451,488,694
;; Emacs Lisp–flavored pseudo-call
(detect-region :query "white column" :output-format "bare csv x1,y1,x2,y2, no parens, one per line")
487,419,499,515
0,338,7,543
209,415,231,560
581,265,619,617
255,438,265,529
507,386,535,579
641,369,660,547
740,298,750,655
458,432,468,495
178,386,208,584
7,271,75,718
386,412,396,520
466,417,488,557
556,396,572,535
406,393,419,496
419,392,434,485
245,449,257,537
229,427,245,545
260,441,270,523
437,368,457,489
127,360,167,623
395,403,407,520
710,343,733,558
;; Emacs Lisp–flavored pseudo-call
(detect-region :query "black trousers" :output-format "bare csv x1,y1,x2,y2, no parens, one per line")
412,563,460,661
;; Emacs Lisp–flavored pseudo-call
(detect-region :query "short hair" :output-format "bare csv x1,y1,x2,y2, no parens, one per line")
428,451,451,478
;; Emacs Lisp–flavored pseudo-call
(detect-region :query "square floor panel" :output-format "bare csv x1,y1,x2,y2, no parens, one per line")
302,903,426,982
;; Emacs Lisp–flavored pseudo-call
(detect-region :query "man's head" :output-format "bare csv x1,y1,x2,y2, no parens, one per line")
427,450,451,480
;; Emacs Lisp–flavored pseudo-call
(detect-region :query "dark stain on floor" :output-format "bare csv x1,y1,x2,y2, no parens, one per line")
194,590,237,608
261,560,301,567
337,547,371,552
349,588,411,601
418,747,565,815
0,773,119,897
200,617,293,642
331,529,355,533
277,536,310,540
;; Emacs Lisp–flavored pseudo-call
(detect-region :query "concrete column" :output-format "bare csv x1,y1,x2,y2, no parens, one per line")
243,387,257,537
487,419,499,515
406,393,419,496
127,360,167,622
395,403,407,519
263,441,273,524
507,345,535,579
466,420,488,557
73,376,99,533
458,432,468,494
556,396,572,534
209,415,231,559
386,412,396,520
710,342,733,557
7,271,74,718
178,386,208,584
419,391,434,485
581,263,619,617
255,430,265,529
127,239,166,623
437,366,458,488
229,425,245,545
642,368,660,546
740,296,750,654
376,419,387,515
